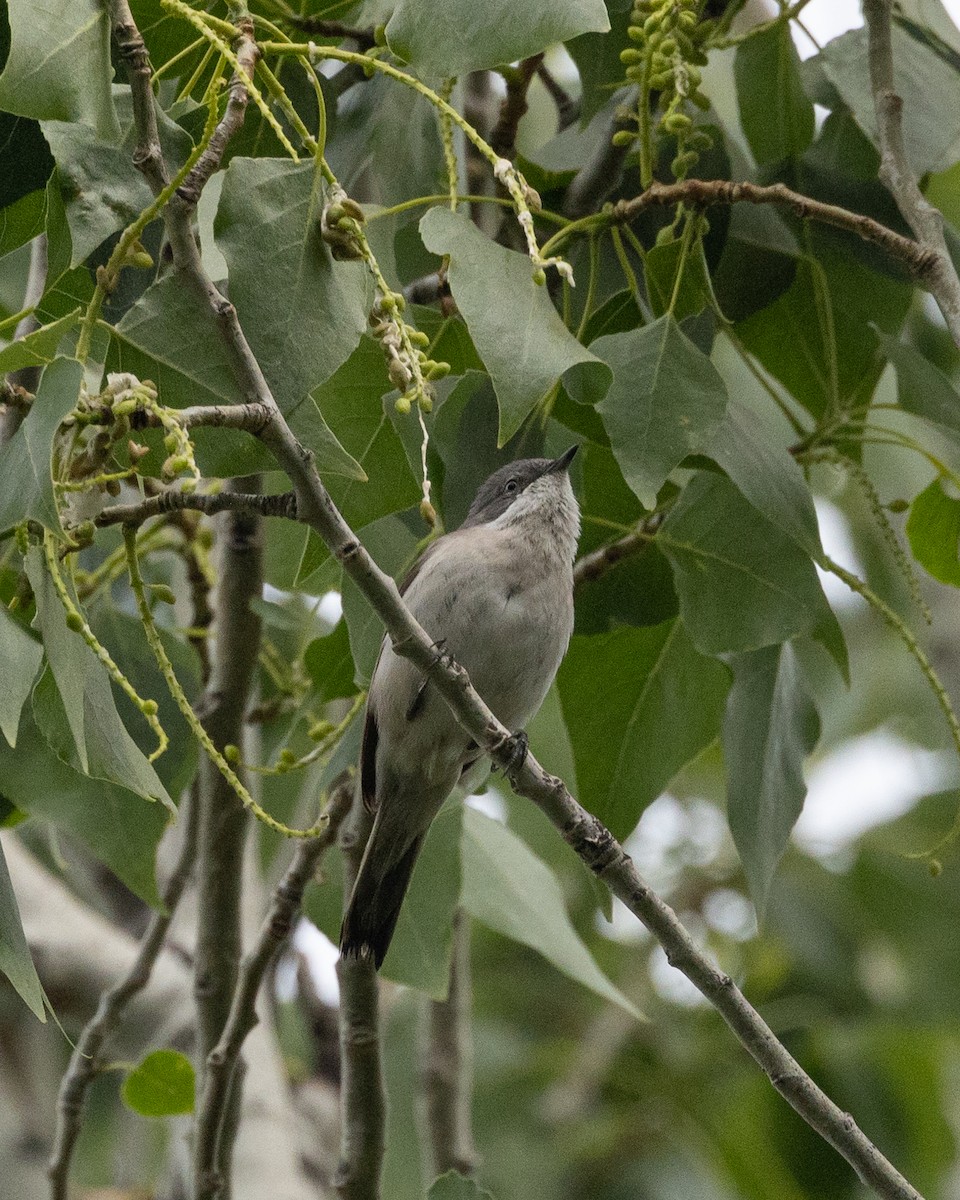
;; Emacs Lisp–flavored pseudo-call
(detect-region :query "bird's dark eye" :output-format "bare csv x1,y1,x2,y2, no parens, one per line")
504,479,518,494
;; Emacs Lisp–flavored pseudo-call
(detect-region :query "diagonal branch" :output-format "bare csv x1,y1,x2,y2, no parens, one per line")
863,0,960,346
109,8,924,1198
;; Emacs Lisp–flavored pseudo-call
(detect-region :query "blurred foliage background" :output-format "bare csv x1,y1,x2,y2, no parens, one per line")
2,0,960,1197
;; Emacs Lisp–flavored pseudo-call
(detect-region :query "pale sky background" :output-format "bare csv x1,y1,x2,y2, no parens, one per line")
287,0,960,1006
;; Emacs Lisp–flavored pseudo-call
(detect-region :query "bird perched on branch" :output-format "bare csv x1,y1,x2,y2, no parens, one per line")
340,446,581,967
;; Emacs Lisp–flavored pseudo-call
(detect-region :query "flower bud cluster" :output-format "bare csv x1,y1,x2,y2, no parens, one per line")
368,292,449,415
615,0,716,182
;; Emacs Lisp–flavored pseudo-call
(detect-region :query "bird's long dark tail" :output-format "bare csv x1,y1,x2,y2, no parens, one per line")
340,827,425,969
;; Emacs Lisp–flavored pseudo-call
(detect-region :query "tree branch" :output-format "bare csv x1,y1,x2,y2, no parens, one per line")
422,910,477,1177
192,479,263,1200
490,56,544,161
281,16,376,50
535,62,579,131
863,0,960,346
193,778,352,1200
95,488,297,528
109,10,923,1196
573,515,661,590
47,790,199,1200
607,178,938,279
335,792,385,1200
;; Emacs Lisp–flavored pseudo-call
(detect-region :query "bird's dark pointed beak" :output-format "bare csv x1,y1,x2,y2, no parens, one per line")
545,444,579,475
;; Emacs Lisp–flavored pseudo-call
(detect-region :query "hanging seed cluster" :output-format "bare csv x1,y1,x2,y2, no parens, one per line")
615,0,716,181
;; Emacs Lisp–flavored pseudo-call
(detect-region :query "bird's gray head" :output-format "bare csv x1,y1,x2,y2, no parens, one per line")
462,445,581,557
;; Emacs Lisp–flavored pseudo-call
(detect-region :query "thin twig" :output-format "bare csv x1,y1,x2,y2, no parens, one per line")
279,15,375,49
335,791,385,1200
193,779,352,1200
572,515,661,589
96,489,297,528
110,10,924,1196
47,779,200,1199
863,0,960,346
422,910,477,1177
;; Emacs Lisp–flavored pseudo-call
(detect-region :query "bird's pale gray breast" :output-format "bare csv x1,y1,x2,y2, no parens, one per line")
370,523,573,786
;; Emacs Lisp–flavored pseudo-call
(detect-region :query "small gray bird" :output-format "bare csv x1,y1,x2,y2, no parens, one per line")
340,446,581,966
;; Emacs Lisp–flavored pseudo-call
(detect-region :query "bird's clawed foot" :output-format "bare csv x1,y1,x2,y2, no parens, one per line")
498,730,529,781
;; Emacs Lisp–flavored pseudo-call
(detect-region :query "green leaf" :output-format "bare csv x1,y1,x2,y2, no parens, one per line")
112,276,363,481
0,0,119,141
706,399,824,561
215,158,370,414
386,0,608,77
0,114,54,208
340,511,422,685
0,356,81,535
906,478,960,586
659,472,830,654
428,1172,495,1200
723,643,820,918
382,803,463,999
737,241,911,419
0,189,48,260
461,808,641,1017
568,2,634,125
643,240,713,323
122,1050,195,1117
0,837,45,1020
26,549,173,813
0,309,80,375
592,316,728,508
878,332,960,442
735,23,814,165
0,713,166,906
557,621,729,841
304,621,359,703
819,25,960,174
0,607,42,748
419,207,608,444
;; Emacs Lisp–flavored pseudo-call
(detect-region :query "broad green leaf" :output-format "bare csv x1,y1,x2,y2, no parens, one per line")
383,803,463,999
90,608,200,801
659,472,830,654
737,240,911,419
819,25,960,174
341,511,422,685
568,1,633,125
428,1172,495,1200
643,240,713,323
304,620,359,703
296,339,421,583
0,115,53,208
557,621,729,840
906,478,960,586
112,275,362,480
0,0,119,141
723,643,820,918
735,23,814,165
0,309,80,375
593,316,728,508
122,1050,195,1117
26,549,173,813
0,356,81,535
386,0,608,78
215,158,370,413
706,399,824,561
40,93,190,268
0,837,45,1020
0,189,48,260
879,332,960,442
0,714,166,906
461,808,640,1017
419,207,608,444
0,607,42,748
